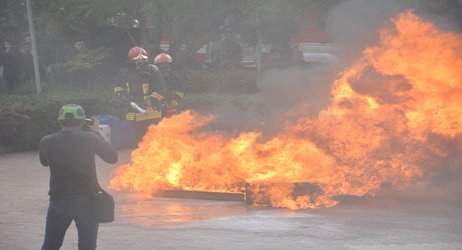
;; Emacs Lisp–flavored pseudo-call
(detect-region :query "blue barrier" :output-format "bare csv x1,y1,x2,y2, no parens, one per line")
95,115,133,149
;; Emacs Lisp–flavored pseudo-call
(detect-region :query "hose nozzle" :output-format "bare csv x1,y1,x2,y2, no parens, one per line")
130,102,148,115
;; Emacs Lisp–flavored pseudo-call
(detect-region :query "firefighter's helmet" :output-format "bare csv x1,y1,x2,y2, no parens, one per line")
58,104,86,120
154,53,172,64
128,46,148,62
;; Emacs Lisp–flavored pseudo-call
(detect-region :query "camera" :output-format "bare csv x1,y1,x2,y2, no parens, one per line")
84,118,95,126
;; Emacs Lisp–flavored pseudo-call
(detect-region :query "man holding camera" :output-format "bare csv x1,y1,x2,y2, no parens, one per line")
39,104,118,250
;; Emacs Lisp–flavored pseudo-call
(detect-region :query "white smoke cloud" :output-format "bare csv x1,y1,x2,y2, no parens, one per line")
325,0,405,64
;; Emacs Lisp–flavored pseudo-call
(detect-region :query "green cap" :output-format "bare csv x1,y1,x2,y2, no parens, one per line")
58,104,86,120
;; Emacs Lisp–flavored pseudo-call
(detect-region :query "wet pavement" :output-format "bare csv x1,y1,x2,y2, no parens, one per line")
1,150,461,249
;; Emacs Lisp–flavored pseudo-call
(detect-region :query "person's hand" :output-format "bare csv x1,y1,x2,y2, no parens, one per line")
170,99,178,108
86,118,101,135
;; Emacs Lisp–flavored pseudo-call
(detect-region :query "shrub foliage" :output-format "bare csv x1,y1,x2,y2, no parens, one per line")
0,93,123,151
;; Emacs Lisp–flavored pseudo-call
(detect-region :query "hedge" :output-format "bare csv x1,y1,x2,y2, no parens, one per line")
0,92,124,151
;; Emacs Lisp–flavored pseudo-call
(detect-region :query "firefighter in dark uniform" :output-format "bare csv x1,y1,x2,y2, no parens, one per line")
114,46,167,145
153,52,184,117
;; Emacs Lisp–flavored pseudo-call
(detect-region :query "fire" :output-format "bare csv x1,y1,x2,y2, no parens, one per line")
110,11,462,209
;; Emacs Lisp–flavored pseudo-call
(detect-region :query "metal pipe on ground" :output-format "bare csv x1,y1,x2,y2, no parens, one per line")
153,182,322,205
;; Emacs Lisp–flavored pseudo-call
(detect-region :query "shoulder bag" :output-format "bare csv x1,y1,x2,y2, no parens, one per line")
91,187,115,223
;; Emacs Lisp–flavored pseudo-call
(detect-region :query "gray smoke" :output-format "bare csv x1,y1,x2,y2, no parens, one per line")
254,65,338,135
205,63,339,137
243,0,408,135
325,0,405,64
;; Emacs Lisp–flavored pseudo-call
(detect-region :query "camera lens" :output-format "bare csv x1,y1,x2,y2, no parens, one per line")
85,118,94,125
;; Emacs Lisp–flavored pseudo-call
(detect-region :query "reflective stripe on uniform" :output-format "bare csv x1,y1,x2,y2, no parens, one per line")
114,86,125,93
126,82,130,93
174,91,185,99
142,83,149,94
125,110,162,121
150,92,164,101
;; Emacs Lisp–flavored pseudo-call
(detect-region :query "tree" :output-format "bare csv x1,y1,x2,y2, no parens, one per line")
2,0,344,68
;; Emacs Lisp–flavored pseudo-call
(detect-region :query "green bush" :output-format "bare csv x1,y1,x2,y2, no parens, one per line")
0,92,124,151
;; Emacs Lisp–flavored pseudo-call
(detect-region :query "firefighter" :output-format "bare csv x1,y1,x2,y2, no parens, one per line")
114,46,167,145
153,52,184,117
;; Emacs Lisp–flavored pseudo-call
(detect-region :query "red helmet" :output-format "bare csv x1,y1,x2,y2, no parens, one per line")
154,53,173,64
128,46,148,61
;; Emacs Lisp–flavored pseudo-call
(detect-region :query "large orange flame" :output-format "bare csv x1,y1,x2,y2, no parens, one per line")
110,11,462,209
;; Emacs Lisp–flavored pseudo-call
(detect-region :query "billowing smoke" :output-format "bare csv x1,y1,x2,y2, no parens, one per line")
325,0,405,64
254,65,337,135
241,0,407,135
207,64,339,137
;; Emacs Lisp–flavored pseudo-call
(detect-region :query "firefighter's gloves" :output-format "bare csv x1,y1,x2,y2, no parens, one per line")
130,102,148,115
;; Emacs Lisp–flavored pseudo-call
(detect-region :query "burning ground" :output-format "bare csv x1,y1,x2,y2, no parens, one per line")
109,12,462,209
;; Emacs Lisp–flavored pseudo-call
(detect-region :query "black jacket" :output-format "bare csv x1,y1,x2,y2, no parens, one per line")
39,130,118,200
163,71,184,100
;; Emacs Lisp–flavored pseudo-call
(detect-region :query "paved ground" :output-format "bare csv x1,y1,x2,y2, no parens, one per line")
1,150,461,250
